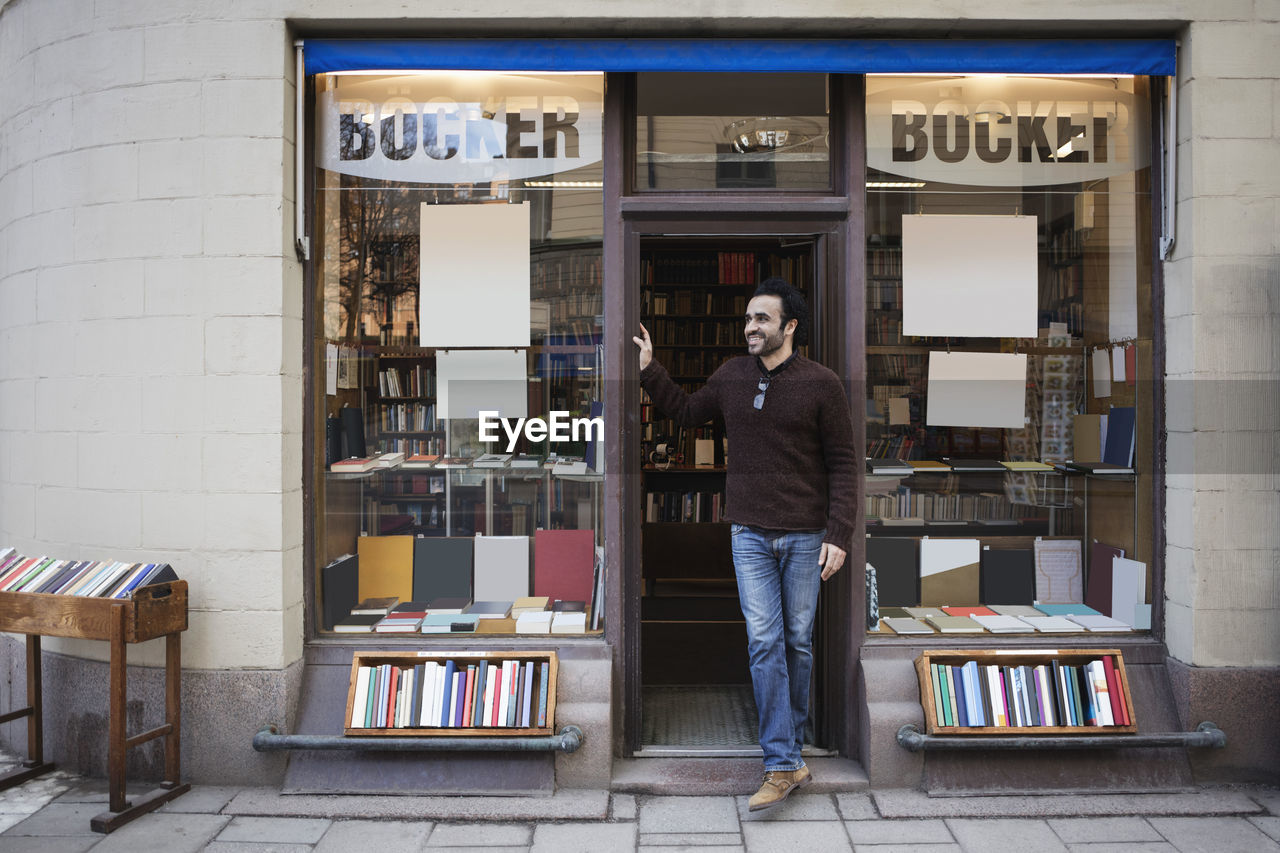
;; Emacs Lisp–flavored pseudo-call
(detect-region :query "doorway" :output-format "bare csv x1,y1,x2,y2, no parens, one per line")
626,226,855,756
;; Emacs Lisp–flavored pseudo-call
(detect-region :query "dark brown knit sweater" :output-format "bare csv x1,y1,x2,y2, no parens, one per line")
640,354,860,553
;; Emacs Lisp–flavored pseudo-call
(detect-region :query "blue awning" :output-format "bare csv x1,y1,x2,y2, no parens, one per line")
303,38,1175,77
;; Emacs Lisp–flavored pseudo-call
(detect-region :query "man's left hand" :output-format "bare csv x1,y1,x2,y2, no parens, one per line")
819,543,846,581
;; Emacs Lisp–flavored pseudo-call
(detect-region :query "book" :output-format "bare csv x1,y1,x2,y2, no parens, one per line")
999,460,1055,472
943,458,1006,472
907,460,951,472
511,596,550,615
1019,615,1080,633
434,456,472,468
472,535,530,601
357,535,414,604
970,614,1034,633
515,611,553,634
924,614,984,633
919,537,980,607
374,612,426,632
1063,461,1133,475
412,537,474,603
1111,556,1147,628
331,457,377,473
1034,603,1101,617
351,596,399,616
321,554,359,631
866,537,920,607
1085,542,1125,617
1103,405,1136,467
475,617,518,634
904,606,946,619
420,613,478,633
1033,538,1083,604
552,458,588,476
534,529,595,605
988,604,1042,617
552,599,586,612
537,662,550,727
350,666,372,727
979,548,1036,605
866,458,913,475
400,454,441,469
425,596,471,614
1066,613,1132,632
509,454,544,468
883,616,934,635
472,453,512,468
332,614,382,633
521,661,535,727
464,600,513,619
941,606,997,618
551,611,587,633
373,451,406,468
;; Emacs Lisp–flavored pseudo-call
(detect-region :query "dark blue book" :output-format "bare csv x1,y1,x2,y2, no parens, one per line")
1104,406,1136,467
952,665,969,727
439,661,456,727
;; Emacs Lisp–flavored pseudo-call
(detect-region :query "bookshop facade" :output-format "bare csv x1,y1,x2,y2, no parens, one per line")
301,39,1196,791
2,2,1277,793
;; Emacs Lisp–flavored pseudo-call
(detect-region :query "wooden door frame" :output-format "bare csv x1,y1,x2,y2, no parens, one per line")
609,73,867,759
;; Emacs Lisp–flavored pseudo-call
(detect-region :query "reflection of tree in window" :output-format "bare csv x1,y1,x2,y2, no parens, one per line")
337,176,425,344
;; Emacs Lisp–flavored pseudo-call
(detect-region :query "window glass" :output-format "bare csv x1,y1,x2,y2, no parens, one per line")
863,75,1155,637
635,72,830,190
313,71,605,637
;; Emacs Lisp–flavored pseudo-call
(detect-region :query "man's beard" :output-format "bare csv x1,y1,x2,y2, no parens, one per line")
746,326,786,357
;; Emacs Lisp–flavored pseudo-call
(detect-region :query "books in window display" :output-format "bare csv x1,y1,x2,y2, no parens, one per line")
914,649,1136,735
344,650,558,736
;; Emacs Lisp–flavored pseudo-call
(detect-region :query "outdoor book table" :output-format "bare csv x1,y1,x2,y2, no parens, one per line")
0,580,190,832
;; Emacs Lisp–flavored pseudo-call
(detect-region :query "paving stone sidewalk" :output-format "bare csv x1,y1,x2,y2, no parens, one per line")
1,752,1278,852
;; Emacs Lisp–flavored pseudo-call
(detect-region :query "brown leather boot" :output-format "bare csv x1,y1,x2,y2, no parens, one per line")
747,765,811,811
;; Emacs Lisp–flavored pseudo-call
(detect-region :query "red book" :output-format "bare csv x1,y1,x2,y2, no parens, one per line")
461,666,475,728
1102,656,1128,726
941,606,998,618
534,529,595,606
385,667,400,728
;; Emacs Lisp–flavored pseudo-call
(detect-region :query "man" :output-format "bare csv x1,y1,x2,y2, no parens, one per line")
633,277,858,811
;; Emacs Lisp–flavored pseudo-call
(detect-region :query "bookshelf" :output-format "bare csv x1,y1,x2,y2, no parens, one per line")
344,650,558,735
914,648,1137,735
0,581,190,832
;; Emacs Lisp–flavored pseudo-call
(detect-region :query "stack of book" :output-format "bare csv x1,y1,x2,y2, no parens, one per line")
349,658,552,730
0,549,177,599
926,655,1132,729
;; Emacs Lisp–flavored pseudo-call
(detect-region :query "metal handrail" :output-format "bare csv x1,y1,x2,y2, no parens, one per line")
896,721,1225,752
252,724,584,754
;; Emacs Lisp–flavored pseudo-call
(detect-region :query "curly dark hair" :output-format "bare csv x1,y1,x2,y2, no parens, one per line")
752,277,810,346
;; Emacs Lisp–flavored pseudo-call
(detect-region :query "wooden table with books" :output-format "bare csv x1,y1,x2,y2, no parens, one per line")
0,549,190,833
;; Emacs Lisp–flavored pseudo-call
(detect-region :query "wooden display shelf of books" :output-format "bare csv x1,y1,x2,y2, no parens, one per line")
0,575,189,833
914,648,1136,736
345,650,558,737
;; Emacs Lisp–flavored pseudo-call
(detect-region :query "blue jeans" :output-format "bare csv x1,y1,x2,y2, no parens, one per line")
730,524,825,771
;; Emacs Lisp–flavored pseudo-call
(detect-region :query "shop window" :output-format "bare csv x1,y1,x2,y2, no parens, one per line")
862,75,1156,637
311,71,606,638
634,72,830,191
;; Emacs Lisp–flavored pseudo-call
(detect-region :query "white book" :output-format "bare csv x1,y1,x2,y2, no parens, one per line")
1067,613,1132,632
1089,661,1114,726
551,611,587,634
472,535,530,601
1036,666,1056,727
400,668,415,728
483,666,497,726
971,614,1034,633
497,662,512,727
985,665,1006,726
516,611,553,634
421,663,438,727
351,667,372,728
1019,615,1079,633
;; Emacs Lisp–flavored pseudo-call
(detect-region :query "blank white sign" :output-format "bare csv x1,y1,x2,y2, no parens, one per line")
436,349,528,420
902,214,1038,339
420,202,531,348
926,351,1027,429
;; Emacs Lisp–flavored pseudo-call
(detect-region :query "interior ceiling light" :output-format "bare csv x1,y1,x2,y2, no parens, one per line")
866,181,926,188
523,180,604,188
